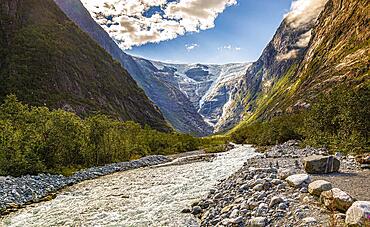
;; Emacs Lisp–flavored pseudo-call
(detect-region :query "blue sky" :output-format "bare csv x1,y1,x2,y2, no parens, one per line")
126,0,293,64
83,0,294,64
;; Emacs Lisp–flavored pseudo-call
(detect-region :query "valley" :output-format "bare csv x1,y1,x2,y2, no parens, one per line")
0,0,369,226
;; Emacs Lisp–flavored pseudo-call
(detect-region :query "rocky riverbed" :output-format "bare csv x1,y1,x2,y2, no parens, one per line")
1,145,257,226
189,141,370,226
0,155,170,215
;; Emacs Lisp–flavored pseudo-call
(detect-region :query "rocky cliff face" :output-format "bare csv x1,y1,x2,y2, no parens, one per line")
225,0,369,132
0,0,170,132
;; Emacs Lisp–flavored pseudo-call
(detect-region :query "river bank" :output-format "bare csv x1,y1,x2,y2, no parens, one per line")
1,145,256,226
0,155,170,215
189,141,370,226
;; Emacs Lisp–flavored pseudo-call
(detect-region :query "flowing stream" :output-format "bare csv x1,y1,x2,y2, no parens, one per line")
1,145,256,227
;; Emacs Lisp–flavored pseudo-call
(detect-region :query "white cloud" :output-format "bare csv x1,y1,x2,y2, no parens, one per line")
284,0,328,28
295,30,312,48
218,45,241,51
185,43,199,51
276,49,300,61
82,0,237,49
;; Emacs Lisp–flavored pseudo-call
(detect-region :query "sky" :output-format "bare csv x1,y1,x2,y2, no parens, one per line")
81,0,322,64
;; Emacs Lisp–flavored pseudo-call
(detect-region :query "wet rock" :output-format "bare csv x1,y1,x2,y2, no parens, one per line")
345,201,370,226
308,180,332,196
320,188,354,212
303,155,340,174
285,174,311,188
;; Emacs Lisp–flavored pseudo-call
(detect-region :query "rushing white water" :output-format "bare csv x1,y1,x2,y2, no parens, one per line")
1,145,256,227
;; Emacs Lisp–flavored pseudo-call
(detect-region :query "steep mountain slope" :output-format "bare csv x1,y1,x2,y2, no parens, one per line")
217,12,322,131
54,0,250,136
228,0,369,133
152,62,251,128
0,0,170,132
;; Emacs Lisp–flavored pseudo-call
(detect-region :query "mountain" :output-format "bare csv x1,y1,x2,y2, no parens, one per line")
151,62,252,129
0,0,170,132
227,0,369,133
54,0,250,136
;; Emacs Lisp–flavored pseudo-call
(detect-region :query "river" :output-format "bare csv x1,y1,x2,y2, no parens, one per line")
1,145,256,227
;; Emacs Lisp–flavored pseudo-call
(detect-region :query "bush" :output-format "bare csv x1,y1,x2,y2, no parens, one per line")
230,114,304,146
303,86,369,154
0,95,215,176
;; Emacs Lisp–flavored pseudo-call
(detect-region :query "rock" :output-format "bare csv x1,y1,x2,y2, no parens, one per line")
271,179,282,185
191,206,202,215
239,184,249,191
269,196,283,208
253,184,264,191
181,208,191,213
248,217,267,227
278,168,296,180
345,201,370,226
360,164,370,169
221,204,233,214
231,216,243,224
303,155,340,174
230,209,239,218
302,217,317,224
285,174,311,188
308,180,333,196
320,188,354,212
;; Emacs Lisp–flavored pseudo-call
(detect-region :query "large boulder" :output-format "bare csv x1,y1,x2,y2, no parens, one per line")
285,174,311,188
320,188,354,212
345,201,370,226
303,155,340,174
308,180,333,196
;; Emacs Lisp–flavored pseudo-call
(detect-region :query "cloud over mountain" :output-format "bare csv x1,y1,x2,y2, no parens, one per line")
82,0,237,49
285,0,328,28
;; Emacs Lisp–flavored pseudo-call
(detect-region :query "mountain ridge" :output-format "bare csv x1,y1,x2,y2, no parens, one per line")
0,0,170,132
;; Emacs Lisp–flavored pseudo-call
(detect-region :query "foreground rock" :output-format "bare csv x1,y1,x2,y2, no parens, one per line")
0,155,169,214
320,188,355,212
188,140,368,226
303,155,340,174
308,180,332,196
285,174,311,188
345,201,370,226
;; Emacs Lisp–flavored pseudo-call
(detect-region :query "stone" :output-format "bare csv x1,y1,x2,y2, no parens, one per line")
278,168,296,180
308,180,333,196
360,164,370,169
303,155,340,174
248,217,267,227
271,179,282,185
302,217,317,224
269,196,284,208
345,201,370,226
229,209,239,218
253,184,264,191
191,206,202,215
285,174,311,188
231,216,243,224
221,204,233,213
239,184,249,191
181,208,191,213
320,188,354,212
